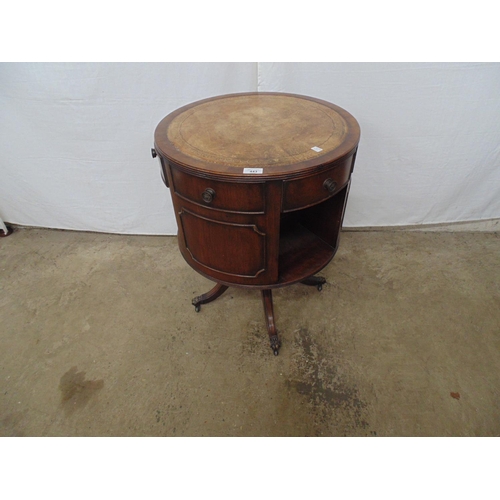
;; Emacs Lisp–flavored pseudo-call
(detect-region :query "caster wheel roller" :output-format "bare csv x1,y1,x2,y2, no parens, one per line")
269,335,281,356
317,284,322,291
194,304,201,313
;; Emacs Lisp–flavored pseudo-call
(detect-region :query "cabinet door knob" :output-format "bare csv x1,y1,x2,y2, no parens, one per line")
323,178,337,194
202,188,216,203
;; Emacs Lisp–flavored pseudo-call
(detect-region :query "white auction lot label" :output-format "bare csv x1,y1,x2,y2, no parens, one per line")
243,168,263,174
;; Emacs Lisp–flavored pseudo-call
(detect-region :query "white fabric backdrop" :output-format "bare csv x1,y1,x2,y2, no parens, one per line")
259,62,500,228
1,62,499,234
0,63,257,234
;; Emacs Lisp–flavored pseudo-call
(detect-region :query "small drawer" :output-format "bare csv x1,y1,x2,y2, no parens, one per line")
282,158,352,212
171,166,266,214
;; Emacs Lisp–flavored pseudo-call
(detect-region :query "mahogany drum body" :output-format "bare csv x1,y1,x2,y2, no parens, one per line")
153,92,360,355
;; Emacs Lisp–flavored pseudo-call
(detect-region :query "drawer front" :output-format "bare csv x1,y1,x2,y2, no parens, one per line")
171,166,265,214
282,157,352,213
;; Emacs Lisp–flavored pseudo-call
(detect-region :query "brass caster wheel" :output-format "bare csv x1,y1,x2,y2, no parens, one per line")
270,335,281,356
301,276,326,291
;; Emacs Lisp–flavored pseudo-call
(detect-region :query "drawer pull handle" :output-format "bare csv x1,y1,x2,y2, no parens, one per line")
202,188,216,203
323,178,337,194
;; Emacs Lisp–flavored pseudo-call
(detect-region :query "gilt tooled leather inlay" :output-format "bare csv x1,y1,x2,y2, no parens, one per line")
166,95,349,167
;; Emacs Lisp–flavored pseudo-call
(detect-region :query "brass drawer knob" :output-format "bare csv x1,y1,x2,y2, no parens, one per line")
202,188,216,203
323,178,337,194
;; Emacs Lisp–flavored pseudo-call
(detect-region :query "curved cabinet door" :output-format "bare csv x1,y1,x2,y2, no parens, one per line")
179,208,267,279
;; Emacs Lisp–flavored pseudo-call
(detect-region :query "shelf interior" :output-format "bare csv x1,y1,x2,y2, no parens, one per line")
278,221,334,285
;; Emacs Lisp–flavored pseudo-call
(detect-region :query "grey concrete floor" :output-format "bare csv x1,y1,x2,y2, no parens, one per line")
1,227,499,437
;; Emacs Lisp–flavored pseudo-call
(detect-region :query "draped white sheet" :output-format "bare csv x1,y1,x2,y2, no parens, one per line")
0,63,257,234
1,62,499,234
259,62,500,228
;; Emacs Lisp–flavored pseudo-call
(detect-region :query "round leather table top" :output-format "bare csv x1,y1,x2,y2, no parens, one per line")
154,92,360,178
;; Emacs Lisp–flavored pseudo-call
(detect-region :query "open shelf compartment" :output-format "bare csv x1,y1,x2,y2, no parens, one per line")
277,222,334,285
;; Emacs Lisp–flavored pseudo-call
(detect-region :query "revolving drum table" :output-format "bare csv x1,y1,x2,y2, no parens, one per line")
152,92,360,355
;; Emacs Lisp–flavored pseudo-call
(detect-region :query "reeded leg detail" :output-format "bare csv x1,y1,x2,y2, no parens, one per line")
300,275,327,291
261,289,281,355
192,283,229,312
